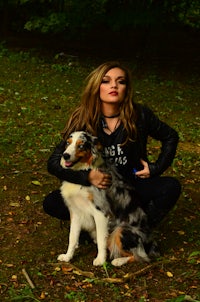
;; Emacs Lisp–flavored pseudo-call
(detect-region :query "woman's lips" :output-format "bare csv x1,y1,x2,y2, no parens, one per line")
109,91,118,96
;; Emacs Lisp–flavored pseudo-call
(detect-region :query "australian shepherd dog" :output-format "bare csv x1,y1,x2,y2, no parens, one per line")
57,131,158,267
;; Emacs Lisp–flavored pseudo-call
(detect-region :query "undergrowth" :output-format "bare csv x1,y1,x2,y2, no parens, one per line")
0,44,199,302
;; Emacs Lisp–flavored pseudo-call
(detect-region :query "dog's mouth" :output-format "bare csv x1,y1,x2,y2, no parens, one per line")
62,158,81,168
64,161,74,167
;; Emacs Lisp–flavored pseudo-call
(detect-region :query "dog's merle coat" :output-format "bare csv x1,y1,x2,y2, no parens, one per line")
58,131,158,266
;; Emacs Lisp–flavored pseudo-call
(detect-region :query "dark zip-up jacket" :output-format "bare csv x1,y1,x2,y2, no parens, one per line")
47,104,179,185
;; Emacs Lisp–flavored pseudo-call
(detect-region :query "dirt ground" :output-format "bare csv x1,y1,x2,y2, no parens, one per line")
0,151,200,301
0,29,200,301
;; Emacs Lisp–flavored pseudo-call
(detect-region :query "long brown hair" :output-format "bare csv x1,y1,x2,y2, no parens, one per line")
62,61,138,142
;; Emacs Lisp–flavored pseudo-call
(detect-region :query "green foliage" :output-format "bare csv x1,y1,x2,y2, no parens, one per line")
166,295,200,302
188,251,200,264
8,285,40,301
22,0,108,35
164,0,200,28
64,291,86,300
24,12,69,33
1,0,199,37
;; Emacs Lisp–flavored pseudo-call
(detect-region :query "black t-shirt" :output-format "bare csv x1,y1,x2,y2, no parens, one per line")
97,121,143,181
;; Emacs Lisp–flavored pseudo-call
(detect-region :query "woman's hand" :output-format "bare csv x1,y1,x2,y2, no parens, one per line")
135,159,150,179
88,169,112,189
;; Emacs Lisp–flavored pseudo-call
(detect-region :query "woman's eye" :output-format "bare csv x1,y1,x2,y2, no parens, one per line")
118,80,126,84
101,79,109,83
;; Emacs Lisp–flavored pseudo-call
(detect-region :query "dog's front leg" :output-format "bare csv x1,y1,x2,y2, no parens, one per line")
93,212,108,266
58,215,81,263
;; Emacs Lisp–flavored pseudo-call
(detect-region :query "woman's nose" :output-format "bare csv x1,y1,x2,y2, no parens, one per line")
111,81,117,88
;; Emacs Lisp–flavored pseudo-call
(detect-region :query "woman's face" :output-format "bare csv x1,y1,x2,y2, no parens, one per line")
100,67,127,105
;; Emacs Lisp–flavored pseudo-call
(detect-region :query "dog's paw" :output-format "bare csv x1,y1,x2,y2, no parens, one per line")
57,254,71,262
111,257,130,267
93,256,106,266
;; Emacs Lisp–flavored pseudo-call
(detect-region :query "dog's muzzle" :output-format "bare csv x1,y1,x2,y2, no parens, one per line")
61,153,80,168
63,153,70,160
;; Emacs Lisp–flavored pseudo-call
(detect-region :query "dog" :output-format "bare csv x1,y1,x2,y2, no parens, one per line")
57,131,111,266
57,131,158,266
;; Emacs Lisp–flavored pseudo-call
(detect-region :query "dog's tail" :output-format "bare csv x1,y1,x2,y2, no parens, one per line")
108,224,150,267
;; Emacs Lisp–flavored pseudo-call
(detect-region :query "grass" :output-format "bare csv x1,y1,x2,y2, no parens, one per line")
0,44,200,301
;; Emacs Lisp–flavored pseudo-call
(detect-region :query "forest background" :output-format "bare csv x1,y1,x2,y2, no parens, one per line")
0,1,200,301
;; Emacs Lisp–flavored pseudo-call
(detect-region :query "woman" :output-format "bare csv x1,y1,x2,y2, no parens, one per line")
43,61,181,228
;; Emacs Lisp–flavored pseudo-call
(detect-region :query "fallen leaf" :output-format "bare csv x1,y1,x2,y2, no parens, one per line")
31,180,42,186
7,217,14,222
62,266,73,274
40,291,46,299
11,275,18,281
82,283,93,289
25,195,31,201
55,266,61,272
190,285,197,289
9,202,20,207
166,271,173,278
31,190,39,194
177,230,185,235
6,264,14,268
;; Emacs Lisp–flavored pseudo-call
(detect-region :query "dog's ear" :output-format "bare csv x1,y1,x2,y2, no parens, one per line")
93,137,103,152
84,132,103,152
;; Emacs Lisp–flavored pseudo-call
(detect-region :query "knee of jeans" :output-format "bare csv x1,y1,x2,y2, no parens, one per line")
43,191,59,214
153,177,181,210
42,190,70,220
43,195,51,214
170,177,182,199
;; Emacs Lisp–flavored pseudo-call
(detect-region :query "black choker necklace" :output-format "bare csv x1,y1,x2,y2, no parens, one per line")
102,113,120,118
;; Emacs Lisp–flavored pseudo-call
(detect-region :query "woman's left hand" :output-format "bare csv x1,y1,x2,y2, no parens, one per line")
135,159,150,179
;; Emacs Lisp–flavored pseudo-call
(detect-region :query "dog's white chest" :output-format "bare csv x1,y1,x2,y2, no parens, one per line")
60,182,94,212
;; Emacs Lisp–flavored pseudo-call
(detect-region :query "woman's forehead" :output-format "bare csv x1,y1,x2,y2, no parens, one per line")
104,67,126,77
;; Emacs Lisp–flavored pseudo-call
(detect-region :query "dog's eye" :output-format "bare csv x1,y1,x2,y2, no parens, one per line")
78,144,85,150
65,141,70,147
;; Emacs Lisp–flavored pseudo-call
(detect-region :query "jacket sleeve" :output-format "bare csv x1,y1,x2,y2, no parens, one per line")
47,140,91,185
142,106,179,176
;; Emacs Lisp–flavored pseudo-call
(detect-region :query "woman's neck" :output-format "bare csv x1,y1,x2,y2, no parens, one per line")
102,112,120,118
101,104,120,118
101,104,121,134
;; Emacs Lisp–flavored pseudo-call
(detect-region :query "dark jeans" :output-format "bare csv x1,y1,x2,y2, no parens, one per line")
43,176,181,228
134,176,181,227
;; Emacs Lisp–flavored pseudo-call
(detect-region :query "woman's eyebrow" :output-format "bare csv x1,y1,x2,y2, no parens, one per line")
103,75,126,79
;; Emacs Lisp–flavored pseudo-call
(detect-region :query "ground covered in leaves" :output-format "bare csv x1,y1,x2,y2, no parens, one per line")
0,31,200,301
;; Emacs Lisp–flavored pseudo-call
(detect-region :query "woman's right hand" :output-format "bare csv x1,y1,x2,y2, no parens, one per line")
88,169,112,189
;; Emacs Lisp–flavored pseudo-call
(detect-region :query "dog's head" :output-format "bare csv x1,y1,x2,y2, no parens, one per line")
60,131,103,169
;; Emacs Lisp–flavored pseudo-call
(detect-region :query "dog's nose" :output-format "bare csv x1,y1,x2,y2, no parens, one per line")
63,153,70,160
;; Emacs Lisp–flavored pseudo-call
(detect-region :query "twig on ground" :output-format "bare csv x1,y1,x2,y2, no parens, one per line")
123,259,174,281
47,259,173,284
69,264,95,278
22,268,35,289
47,262,95,278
